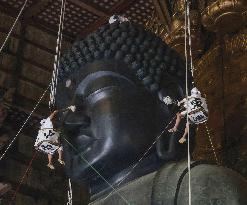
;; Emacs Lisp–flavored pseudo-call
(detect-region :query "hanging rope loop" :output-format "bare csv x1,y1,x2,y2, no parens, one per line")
49,0,67,109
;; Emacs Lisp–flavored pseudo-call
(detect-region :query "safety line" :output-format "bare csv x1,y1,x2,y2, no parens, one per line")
184,1,192,205
205,123,219,165
0,0,29,53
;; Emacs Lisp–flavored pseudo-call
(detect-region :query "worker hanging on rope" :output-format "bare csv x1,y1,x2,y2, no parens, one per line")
34,105,76,170
109,15,129,24
164,87,208,143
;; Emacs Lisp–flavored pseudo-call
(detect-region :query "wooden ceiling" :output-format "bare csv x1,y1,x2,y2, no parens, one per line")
0,0,154,39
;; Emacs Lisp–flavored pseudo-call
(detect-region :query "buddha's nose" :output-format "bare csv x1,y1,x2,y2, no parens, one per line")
64,111,91,129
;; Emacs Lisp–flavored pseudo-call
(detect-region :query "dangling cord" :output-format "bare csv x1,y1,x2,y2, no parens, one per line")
0,84,51,161
0,0,29,53
49,0,66,109
184,1,192,205
67,178,73,205
102,115,177,202
205,123,220,165
8,151,38,205
62,137,131,205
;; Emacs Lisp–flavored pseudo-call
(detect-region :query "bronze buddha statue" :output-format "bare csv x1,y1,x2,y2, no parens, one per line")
56,21,247,204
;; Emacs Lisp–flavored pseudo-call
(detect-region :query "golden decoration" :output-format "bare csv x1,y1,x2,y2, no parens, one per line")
195,28,247,73
225,29,247,55
202,0,247,33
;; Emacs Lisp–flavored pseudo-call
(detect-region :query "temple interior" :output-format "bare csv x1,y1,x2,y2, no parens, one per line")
0,0,247,204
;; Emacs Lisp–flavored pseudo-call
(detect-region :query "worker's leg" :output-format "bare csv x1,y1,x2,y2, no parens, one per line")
169,113,182,132
179,122,189,144
47,154,55,169
57,146,65,165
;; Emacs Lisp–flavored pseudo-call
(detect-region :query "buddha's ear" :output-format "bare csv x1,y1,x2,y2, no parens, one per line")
156,132,179,161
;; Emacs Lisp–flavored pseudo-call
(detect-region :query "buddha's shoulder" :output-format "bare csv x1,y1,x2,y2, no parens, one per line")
90,161,247,205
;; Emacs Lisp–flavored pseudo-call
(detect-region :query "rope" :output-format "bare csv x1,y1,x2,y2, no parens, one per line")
67,178,73,205
184,1,192,205
186,1,194,78
0,84,51,161
0,0,29,54
49,0,66,108
205,124,219,165
102,115,177,201
9,151,38,205
62,136,131,205
54,0,66,106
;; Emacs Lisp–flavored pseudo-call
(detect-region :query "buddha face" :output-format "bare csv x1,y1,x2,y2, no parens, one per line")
59,60,184,188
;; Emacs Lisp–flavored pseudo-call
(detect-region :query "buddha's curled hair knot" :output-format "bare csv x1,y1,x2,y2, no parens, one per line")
58,21,191,93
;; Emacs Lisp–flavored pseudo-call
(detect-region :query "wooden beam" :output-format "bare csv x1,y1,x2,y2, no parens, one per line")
0,68,48,90
153,0,172,32
9,23,27,104
0,27,56,55
23,0,52,19
25,18,74,41
79,0,136,38
69,0,108,17
2,50,52,73
0,1,18,17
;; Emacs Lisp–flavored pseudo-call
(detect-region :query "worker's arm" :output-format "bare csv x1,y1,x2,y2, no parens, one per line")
178,98,186,106
48,110,58,120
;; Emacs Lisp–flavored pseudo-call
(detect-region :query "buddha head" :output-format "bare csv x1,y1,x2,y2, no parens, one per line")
56,21,194,194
